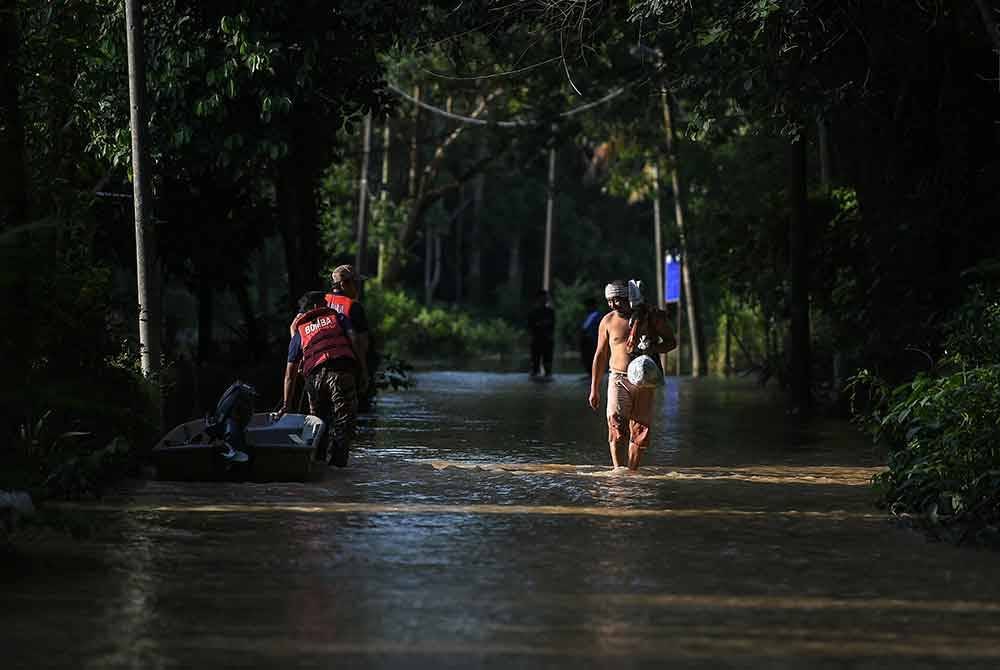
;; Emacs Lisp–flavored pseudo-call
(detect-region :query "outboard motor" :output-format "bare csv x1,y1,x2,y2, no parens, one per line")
204,381,255,463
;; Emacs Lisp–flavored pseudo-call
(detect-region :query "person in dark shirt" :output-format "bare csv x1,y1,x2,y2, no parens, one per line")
280,291,366,467
327,264,378,409
579,296,602,376
527,289,556,377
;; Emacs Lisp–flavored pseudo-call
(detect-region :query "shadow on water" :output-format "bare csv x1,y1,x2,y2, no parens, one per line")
7,372,1000,670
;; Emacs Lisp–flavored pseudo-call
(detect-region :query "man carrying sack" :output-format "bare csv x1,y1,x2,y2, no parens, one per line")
588,279,676,471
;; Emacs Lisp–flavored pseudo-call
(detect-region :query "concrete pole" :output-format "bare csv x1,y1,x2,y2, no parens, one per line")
125,0,160,381
377,121,390,280
652,163,668,372
662,89,704,376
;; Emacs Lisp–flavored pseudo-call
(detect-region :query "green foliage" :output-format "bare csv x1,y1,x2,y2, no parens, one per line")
6,410,137,501
364,286,523,360
852,287,1000,542
943,284,1000,369
319,160,359,260
0,213,157,500
708,294,771,376
374,352,415,391
551,277,602,348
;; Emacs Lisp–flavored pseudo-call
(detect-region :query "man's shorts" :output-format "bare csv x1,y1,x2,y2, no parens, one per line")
606,369,654,450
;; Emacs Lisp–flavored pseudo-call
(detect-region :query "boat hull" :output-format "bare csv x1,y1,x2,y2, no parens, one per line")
152,413,325,482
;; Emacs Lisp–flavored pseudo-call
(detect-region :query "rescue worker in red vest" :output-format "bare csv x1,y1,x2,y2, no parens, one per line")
278,291,368,467
287,264,370,383
325,264,369,371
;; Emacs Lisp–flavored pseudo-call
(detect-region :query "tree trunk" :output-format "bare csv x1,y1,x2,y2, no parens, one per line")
355,111,372,282
196,279,214,364
652,163,668,371
424,223,434,305
277,150,321,305
508,229,522,300
454,183,464,303
543,141,556,291
817,113,832,191
235,282,263,360
0,0,27,229
382,92,499,288
408,85,420,199
724,309,733,375
788,129,811,410
675,278,685,376
662,91,706,376
817,112,842,397
424,98,450,305
377,121,390,280
431,234,442,298
467,133,487,303
125,0,161,382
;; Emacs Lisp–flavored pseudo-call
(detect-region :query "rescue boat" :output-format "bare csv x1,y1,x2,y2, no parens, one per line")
152,412,325,482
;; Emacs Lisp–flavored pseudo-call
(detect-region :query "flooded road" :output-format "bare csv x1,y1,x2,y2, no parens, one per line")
5,372,1000,669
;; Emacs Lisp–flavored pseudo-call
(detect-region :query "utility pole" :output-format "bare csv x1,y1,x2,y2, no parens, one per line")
662,89,705,376
376,121,390,281
125,0,160,382
355,111,372,289
543,135,556,291
788,124,810,411
652,163,668,372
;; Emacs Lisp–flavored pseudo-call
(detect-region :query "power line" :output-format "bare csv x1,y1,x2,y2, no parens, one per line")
384,75,648,128
419,56,563,81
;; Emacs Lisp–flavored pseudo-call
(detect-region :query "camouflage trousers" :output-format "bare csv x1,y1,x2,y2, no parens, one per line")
305,366,358,467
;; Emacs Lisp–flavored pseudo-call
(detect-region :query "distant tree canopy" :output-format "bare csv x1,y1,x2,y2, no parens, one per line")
514,0,1000,382
2,0,998,440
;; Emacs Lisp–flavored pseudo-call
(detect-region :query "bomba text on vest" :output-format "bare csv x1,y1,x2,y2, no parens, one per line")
304,317,333,335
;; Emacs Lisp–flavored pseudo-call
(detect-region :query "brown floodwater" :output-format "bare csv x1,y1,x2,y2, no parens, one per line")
4,373,1000,669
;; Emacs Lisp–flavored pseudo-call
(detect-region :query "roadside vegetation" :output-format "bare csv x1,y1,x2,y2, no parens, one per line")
852,277,1000,545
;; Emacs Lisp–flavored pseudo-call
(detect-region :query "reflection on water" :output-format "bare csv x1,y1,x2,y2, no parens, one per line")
5,373,1000,669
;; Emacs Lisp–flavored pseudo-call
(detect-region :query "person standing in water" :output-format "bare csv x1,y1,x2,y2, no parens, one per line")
588,280,676,470
280,291,368,467
527,289,556,377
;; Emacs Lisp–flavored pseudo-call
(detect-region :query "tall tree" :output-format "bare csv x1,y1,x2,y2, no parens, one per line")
355,111,372,281
0,0,27,228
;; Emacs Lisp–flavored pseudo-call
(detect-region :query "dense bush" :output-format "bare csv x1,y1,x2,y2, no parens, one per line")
852,285,1000,543
364,286,523,360
1,221,158,501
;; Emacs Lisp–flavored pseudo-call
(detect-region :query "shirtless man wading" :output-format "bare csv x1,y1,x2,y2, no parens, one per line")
588,279,677,470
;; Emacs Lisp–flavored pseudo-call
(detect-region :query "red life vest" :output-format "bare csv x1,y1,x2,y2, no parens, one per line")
295,306,355,376
287,293,356,337
325,292,355,317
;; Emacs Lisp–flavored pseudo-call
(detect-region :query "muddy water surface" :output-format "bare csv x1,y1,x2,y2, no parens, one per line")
4,373,1000,669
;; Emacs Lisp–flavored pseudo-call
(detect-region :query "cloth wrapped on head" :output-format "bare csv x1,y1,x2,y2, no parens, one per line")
605,281,628,301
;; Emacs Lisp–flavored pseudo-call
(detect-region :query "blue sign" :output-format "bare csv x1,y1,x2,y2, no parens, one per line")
665,255,681,303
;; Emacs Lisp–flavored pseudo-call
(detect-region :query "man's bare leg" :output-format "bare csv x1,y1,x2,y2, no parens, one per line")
627,443,643,470
626,388,654,471
608,443,621,468
608,412,629,469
